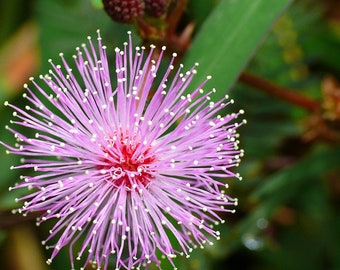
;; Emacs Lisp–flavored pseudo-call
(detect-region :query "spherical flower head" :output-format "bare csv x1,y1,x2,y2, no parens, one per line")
2,30,245,270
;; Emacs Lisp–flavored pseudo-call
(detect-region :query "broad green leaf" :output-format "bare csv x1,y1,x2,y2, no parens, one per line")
183,0,293,100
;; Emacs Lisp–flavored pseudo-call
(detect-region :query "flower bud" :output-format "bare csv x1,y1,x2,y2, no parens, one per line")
144,0,169,17
102,0,145,23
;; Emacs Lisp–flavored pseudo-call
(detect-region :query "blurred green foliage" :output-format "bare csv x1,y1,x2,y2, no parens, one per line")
0,0,340,270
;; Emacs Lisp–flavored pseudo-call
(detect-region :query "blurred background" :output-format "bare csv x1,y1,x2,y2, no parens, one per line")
0,0,340,269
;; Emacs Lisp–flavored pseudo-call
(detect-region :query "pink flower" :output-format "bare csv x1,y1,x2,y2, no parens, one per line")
2,30,244,270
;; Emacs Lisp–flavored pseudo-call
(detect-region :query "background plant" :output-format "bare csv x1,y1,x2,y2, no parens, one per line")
0,0,339,269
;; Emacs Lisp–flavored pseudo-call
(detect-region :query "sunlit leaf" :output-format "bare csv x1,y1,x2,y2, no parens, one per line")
183,0,293,100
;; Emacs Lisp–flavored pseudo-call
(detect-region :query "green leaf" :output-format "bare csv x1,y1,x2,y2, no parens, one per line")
187,0,216,31
90,0,103,9
183,0,293,100
252,146,340,199
35,0,133,75
209,146,340,259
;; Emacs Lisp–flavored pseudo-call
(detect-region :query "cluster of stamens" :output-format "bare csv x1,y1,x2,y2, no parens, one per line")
97,131,157,190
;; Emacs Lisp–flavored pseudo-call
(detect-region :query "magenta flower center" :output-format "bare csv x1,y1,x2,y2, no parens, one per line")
99,131,156,189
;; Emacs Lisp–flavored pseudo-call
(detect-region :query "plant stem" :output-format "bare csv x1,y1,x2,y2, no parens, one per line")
239,72,319,112
166,0,189,36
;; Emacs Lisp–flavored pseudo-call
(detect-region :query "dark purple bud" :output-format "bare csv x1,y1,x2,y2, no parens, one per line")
144,0,169,17
102,0,145,23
